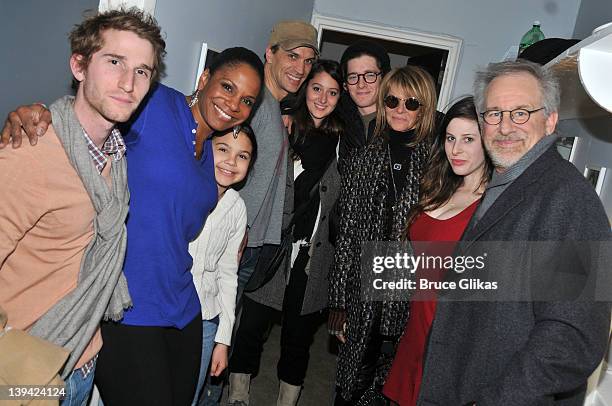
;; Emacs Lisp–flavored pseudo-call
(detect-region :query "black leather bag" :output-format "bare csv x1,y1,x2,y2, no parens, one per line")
244,156,335,293
243,189,316,293
243,230,292,293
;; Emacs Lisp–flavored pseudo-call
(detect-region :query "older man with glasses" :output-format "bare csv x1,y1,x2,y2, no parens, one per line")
417,59,611,406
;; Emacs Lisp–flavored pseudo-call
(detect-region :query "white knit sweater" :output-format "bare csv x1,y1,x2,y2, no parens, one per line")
189,189,247,345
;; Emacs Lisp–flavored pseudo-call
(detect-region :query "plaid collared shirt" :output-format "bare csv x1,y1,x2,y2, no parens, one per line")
77,354,98,379
82,128,126,173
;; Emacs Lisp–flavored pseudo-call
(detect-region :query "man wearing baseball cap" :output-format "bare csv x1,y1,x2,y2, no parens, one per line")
198,20,318,406
263,20,319,99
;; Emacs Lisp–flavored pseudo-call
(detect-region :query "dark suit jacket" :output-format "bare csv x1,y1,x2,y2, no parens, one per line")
418,145,611,406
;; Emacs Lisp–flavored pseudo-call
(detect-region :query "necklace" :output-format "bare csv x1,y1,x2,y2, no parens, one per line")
387,143,399,203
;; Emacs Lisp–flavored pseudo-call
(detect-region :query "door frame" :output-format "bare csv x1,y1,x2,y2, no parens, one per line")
98,0,156,13
311,13,462,110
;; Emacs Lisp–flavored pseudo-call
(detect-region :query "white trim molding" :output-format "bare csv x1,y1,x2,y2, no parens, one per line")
194,43,209,91
98,0,156,14
310,13,462,110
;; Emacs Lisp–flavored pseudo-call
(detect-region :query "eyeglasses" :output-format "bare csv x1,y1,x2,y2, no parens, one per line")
346,72,381,85
480,107,545,125
384,95,421,111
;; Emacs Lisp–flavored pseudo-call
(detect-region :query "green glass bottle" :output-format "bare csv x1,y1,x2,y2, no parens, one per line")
519,21,546,55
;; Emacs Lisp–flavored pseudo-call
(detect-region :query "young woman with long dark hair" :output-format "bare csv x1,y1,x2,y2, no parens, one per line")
229,60,344,406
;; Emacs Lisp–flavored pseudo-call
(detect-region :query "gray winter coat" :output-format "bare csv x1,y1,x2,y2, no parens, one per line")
418,145,612,405
245,157,341,315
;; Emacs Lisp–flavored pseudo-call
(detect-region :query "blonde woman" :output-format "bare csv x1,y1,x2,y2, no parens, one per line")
329,65,437,404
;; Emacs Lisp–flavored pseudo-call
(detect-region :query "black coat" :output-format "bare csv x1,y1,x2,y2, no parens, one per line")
418,145,612,405
335,93,378,171
329,133,430,399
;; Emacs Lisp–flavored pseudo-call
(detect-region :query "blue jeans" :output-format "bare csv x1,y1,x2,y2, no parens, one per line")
236,247,262,300
61,359,96,406
199,247,261,405
192,317,219,406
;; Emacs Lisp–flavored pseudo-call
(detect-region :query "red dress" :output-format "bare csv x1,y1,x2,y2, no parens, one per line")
382,200,479,405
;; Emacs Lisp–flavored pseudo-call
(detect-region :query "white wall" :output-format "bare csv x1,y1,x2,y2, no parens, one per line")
558,117,612,223
573,1,612,39
0,0,99,119
155,0,315,94
320,42,413,71
313,0,582,100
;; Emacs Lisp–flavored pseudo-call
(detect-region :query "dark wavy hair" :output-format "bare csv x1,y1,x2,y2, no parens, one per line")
405,96,492,227
287,59,344,153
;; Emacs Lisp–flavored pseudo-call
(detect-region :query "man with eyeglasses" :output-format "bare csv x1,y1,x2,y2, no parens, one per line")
336,40,391,165
327,40,391,346
417,60,611,405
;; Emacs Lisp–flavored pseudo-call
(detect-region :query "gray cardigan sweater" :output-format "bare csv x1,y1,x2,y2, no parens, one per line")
240,88,287,247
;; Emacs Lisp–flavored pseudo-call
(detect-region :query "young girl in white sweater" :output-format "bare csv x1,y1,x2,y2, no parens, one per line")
189,125,257,405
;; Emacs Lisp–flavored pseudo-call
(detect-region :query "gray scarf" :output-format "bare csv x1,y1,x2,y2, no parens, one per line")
29,96,132,377
471,134,558,226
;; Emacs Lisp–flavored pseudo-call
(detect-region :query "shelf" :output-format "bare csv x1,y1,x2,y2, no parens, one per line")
546,22,612,121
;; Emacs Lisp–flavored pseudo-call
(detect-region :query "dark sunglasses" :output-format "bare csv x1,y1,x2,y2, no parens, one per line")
384,95,421,111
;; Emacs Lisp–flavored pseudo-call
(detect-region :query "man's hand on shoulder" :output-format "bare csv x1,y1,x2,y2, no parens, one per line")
0,104,52,149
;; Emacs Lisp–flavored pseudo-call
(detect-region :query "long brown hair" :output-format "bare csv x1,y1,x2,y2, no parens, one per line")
405,96,492,227
372,65,437,145
291,60,344,143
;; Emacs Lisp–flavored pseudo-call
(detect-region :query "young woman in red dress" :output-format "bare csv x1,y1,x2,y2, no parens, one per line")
383,96,492,405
